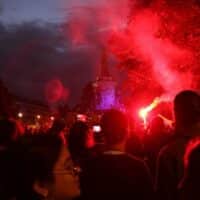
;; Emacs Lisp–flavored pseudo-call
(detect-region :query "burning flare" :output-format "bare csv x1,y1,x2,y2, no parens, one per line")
139,97,161,128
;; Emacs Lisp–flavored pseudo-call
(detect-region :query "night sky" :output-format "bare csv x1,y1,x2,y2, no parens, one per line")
2,0,197,108
1,0,100,24
0,0,111,106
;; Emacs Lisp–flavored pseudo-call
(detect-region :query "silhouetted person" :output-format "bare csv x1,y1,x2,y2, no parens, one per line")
2,133,80,200
0,119,19,199
0,119,18,149
68,121,95,166
179,138,200,200
126,132,144,159
0,118,19,198
144,116,172,176
49,119,67,143
156,90,200,200
81,109,154,200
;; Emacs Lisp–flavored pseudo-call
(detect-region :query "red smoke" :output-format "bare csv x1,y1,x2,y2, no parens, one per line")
62,0,199,105
128,9,193,95
45,79,69,104
64,1,129,48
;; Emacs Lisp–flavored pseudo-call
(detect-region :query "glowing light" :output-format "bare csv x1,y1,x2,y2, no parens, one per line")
77,114,87,122
139,108,147,119
18,112,23,118
139,108,148,128
158,114,173,129
93,125,101,133
50,116,55,121
138,97,161,128
36,115,41,119
45,79,69,104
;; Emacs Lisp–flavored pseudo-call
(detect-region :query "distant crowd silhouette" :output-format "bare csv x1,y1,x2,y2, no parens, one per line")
0,90,200,200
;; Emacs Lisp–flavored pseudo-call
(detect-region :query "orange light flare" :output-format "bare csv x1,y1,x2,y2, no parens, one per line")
158,114,174,129
138,97,161,128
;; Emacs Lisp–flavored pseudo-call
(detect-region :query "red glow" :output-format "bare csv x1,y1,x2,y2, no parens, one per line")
63,1,198,107
45,79,70,104
107,4,196,102
50,116,55,121
64,1,129,49
138,98,161,128
128,9,192,95
77,114,87,122
139,108,148,120
68,20,88,46
158,114,173,129
184,137,200,167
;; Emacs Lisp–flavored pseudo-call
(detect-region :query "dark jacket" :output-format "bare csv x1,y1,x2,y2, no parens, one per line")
81,151,154,200
155,134,195,200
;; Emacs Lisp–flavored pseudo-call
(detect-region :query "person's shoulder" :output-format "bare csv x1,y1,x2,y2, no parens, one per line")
82,152,105,166
157,140,176,161
159,135,189,157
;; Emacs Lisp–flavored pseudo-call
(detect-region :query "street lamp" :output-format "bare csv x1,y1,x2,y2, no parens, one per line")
18,112,23,118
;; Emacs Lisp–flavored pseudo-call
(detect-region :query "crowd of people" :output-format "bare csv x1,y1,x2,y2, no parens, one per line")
0,90,200,200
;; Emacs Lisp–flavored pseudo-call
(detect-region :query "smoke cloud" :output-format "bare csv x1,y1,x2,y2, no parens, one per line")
63,0,198,102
